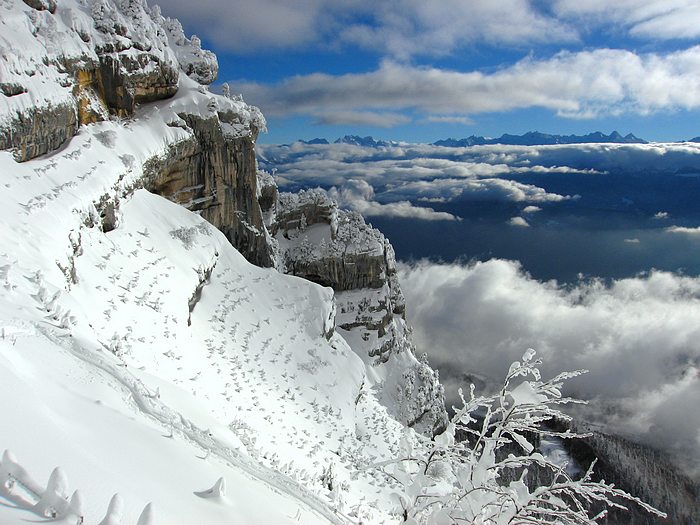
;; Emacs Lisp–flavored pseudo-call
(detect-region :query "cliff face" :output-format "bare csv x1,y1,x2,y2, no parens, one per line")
271,189,448,435
0,0,217,161
0,0,273,266
0,0,445,438
144,113,275,267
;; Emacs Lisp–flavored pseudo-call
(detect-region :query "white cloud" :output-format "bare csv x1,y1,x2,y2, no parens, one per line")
384,178,569,204
236,47,700,122
313,111,411,127
154,0,333,51
328,179,460,221
398,259,700,475
654,211,670,219
667,225,700,235
554,0,700,40
338,0,575,60
508,216,530,227
420,115,475,125
155,0,573,57
523,205,542,213
258,142,573,206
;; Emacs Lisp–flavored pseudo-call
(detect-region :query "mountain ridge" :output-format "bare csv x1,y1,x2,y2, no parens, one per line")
434,130,647,147
292,131,648,148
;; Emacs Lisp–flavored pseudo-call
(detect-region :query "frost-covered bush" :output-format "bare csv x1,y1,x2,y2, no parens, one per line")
378,350,665,524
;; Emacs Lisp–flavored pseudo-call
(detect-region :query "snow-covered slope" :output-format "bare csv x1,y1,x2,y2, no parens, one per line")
0,109,416,523
0,1,440,523
0,184,409,523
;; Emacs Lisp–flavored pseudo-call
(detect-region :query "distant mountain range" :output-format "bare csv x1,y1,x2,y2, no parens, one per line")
300,135,397,147
296,132,700,148
434,131,647,147
298,132,651,148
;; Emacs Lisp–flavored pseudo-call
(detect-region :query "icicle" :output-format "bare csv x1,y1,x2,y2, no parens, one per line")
136,502,154,525
98,493,124,525
194,477,225,499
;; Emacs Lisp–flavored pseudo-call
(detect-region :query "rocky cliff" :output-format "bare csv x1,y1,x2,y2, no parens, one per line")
0,0,216,161
143,111,275,267
0,0,446,438
270,188,448,435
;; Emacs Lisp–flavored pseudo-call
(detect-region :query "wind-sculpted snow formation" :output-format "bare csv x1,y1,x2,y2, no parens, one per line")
0,0,664,523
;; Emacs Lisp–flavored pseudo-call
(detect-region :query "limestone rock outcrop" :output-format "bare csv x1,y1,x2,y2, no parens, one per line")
273,189,387,290
270,188,448,435
0,0,217,162
144,111,274,268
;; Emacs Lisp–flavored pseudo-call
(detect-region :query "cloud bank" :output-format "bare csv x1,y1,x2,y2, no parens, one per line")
554,0,700,40
399,259,700,475
155,0,700,56
259,141,587,220
258,141,700,223
328,179,460,221
154,0,573,56
236,47,700,124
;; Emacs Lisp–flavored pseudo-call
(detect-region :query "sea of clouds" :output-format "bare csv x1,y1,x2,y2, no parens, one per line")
258,140,700,223
260,140,700,476
399,259,700,477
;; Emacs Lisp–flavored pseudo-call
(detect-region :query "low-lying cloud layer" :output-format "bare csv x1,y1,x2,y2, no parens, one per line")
258,140,700,221
399,259,700,476
328,179,460,221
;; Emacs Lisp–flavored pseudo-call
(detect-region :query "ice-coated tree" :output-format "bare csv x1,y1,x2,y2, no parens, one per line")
377,349,665,525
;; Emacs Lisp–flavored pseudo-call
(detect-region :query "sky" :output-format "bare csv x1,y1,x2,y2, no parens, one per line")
152,0,700,144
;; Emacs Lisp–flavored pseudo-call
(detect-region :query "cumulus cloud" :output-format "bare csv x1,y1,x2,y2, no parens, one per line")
149,0,700,58
337,0,575,60
523,205,542,213
328,179,460,221
154,0,332,51
155,0,572,57
508,216,530,227
399,259,700,475
667,225,700,235
235,47,700,121
554,0,700,40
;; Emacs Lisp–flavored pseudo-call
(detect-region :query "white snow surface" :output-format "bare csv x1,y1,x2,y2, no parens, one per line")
0,61,411,525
